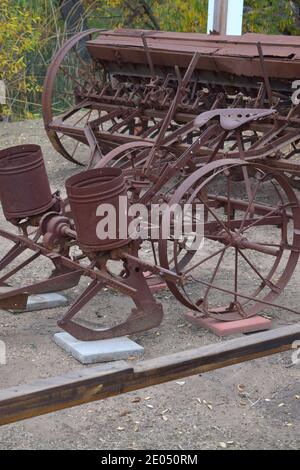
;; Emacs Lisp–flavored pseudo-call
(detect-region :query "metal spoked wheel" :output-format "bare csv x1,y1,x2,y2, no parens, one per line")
96,141,201,272
159,159,300,321
42,29,104,165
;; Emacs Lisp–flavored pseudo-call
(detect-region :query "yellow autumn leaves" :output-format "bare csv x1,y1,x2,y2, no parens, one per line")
0,0,41,117
102,0,208,32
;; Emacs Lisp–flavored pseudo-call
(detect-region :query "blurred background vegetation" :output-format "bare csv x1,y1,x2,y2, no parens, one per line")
1,0,300,120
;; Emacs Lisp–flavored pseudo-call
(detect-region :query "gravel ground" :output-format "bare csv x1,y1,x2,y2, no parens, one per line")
0,118,299,450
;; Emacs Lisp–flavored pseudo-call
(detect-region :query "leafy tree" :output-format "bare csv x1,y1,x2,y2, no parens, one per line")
152,0,208,32
60,0,88,36
0,0,41,118
93,0,208,32
3,0,300,119
244,0,300,34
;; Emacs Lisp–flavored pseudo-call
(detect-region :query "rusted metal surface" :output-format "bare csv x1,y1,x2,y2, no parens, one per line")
42,28,300,179
1,30,300,341
87,30,300,79
0,145,56,223
0,144,300,339
42,29,103,165
66,168,130,251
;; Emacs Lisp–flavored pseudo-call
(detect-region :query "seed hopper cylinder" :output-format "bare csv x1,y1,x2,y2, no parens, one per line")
66,168,130,252
0,145,53,222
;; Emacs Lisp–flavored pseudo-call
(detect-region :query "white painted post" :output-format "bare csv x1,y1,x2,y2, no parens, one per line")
226,0,244,35
207,0,215,33
207,0,244,36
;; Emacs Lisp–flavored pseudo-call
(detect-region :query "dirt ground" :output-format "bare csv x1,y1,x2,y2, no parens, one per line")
0,118,299,450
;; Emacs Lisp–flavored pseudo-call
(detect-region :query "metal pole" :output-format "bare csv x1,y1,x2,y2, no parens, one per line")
214,0,228,35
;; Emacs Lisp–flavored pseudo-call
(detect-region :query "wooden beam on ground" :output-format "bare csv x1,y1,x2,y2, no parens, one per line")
0,324,299,426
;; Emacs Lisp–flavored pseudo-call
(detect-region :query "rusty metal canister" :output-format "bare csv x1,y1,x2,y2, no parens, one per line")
66,168,130,252
0,145,53,222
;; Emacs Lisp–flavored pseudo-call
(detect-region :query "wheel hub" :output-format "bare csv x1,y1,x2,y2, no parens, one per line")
216,229,247,249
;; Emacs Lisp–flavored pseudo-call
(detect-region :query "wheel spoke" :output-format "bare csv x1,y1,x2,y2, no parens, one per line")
184,245,230,275
60,65,84,89
234,248,238,302
237,247,269,286
203,249,226,300
187,275,300,315
238,177,263,234
243,205,286,233
71,140,81,159
70,108,93,128
236,131,256,205
227,174,232,224
198,195,232,236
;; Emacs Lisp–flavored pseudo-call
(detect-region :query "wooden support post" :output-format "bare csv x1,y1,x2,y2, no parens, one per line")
0,324,299,426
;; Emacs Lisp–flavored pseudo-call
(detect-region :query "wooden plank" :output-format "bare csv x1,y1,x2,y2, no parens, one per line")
0,362,133,426
0,324,299,426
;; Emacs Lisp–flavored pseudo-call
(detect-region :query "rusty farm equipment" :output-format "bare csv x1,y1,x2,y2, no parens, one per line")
1,30,300,340
0,141,299,338
42,29,300,177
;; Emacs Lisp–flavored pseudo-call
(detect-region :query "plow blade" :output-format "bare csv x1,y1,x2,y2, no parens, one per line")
0,287,28,311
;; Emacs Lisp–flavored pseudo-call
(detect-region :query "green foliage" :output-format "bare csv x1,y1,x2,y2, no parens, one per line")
1,0,300,119
244,0,300,35
152,0,208,32
0,0,41,118
98,0,208,32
